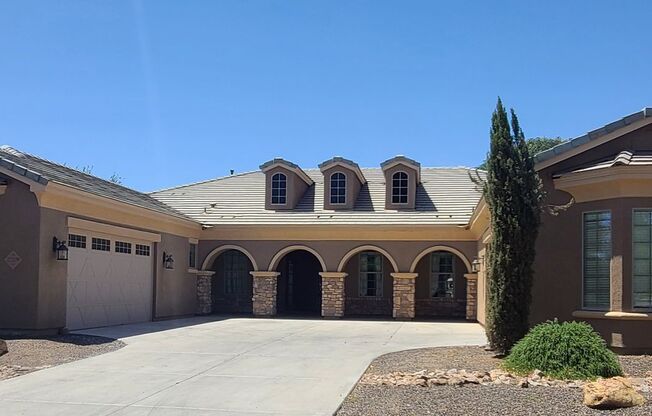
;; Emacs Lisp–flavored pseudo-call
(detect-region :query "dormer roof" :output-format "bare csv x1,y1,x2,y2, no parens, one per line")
259,158,314,186
380,155,421,183
318,156,366,184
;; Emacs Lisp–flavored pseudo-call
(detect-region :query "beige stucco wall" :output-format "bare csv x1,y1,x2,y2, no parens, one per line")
154,232,196,319
199,239,478,275
0,178,41,329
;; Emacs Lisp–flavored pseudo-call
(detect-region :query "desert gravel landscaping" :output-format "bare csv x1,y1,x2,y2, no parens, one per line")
337,346,652,416
0,335,124,380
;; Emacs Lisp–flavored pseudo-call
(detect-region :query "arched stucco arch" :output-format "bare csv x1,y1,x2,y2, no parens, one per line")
337,245,399,273
201,244,259,271
409,245,472,273
268,245,327,272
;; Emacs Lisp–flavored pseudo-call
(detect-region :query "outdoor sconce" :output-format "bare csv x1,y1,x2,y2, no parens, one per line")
52,237,69,261
471,257,481,273
163,252,174,270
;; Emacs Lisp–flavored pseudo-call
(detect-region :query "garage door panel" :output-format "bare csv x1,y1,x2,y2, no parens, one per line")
67,233,153,330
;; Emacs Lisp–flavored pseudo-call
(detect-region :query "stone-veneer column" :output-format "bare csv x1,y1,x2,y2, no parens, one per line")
464,273,478,321
251,271,280,317
319,272,347,318
196,271,216,315
391,273,417,320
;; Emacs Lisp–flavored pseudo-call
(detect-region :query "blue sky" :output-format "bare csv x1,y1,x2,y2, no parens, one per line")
1,1,650,191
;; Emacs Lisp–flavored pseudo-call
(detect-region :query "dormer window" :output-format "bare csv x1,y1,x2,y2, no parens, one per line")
392,171,409,204
330,172,346,204
271,173,287,205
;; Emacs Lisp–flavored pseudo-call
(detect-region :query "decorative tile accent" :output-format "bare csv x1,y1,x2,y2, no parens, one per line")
4,251,22,270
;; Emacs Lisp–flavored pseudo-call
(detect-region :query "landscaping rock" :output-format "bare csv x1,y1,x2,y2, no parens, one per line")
583,377,646,409
0,339,7,357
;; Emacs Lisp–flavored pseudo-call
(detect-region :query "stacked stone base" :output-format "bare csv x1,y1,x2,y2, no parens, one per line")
320,272,346,318
391,273,417,319
251,272,279,317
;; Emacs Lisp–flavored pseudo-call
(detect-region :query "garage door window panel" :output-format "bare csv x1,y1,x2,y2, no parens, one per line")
68,234,86,249
115,241,132,254
136,244,150,256
92,237,111,251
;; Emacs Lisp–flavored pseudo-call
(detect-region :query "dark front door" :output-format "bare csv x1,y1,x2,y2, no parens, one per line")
277,251,322,315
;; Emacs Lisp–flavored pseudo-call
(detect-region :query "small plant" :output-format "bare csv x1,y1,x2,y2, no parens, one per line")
503,320,623,380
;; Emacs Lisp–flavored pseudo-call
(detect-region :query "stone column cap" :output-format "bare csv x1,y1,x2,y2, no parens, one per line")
250,271,281,277
196,270,216,277
464,273,478,280
390,272,418,279
319,272,348,278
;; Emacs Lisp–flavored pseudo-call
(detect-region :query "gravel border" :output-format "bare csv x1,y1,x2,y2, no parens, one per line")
0,334,125,380
336,346,652,416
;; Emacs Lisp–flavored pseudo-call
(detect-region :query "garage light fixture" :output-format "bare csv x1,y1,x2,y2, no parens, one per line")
52,237,69,261
471,257,481,273
163,252,174,269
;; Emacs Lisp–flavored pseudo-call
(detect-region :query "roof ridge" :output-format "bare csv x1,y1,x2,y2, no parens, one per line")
148,169,260,194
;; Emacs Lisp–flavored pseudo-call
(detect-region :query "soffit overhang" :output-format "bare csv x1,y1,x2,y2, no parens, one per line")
554,165,652,203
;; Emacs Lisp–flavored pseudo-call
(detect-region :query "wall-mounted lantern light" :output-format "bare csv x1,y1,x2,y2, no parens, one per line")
163,252,174,270
52,237,69,261
471,257,481,273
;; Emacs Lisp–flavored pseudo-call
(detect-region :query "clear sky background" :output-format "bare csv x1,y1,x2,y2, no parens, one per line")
1,1,650,191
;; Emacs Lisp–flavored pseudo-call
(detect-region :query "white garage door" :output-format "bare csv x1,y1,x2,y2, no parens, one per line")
66,226,155,330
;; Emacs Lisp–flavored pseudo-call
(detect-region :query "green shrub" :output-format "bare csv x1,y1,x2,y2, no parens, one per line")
503,320,623,380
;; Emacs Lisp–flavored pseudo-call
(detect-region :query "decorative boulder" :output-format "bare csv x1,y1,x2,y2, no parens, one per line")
583,377,646,409
0,339,7,357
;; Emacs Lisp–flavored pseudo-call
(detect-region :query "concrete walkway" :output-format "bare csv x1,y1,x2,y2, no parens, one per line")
0,316,486,416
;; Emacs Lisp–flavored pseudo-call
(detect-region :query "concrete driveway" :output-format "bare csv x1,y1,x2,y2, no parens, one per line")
0,316,485,416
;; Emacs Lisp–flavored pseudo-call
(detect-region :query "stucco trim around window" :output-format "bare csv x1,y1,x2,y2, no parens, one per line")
572,310,652,321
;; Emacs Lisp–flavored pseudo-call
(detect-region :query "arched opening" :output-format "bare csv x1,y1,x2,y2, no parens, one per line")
339,246,398,317
273,249,324,315
210,249,255,314
412,249,469,318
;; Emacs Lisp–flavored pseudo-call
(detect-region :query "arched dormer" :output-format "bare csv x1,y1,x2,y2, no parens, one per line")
381,155,421,210
318,156,366,210
260,158,313,210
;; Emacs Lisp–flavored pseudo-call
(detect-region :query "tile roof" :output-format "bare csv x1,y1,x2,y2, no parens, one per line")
150,167,485,226
534,108,652,165
560,150,652,175
0,146,192,221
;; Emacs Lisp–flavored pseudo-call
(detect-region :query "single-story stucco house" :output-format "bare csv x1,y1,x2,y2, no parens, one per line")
1,108,652,353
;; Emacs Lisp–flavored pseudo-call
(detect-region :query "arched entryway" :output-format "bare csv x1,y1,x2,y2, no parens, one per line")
210,249,255,314
271,248,325,315
338,245,398,317
410,247,470,318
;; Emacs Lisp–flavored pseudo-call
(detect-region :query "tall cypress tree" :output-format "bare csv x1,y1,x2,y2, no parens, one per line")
484,98,542,355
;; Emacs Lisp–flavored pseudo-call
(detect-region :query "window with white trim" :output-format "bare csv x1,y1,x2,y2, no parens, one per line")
583,211,611,310
633,209,652,308
189,243,198,269
68,234,86,249
431,252,454,298
91,237,110,251
271,173,287,205
223,250,250,295
135,244,150,256
115,241,132,254
391,171,408,204
359,252,383,297
330,172,346,204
